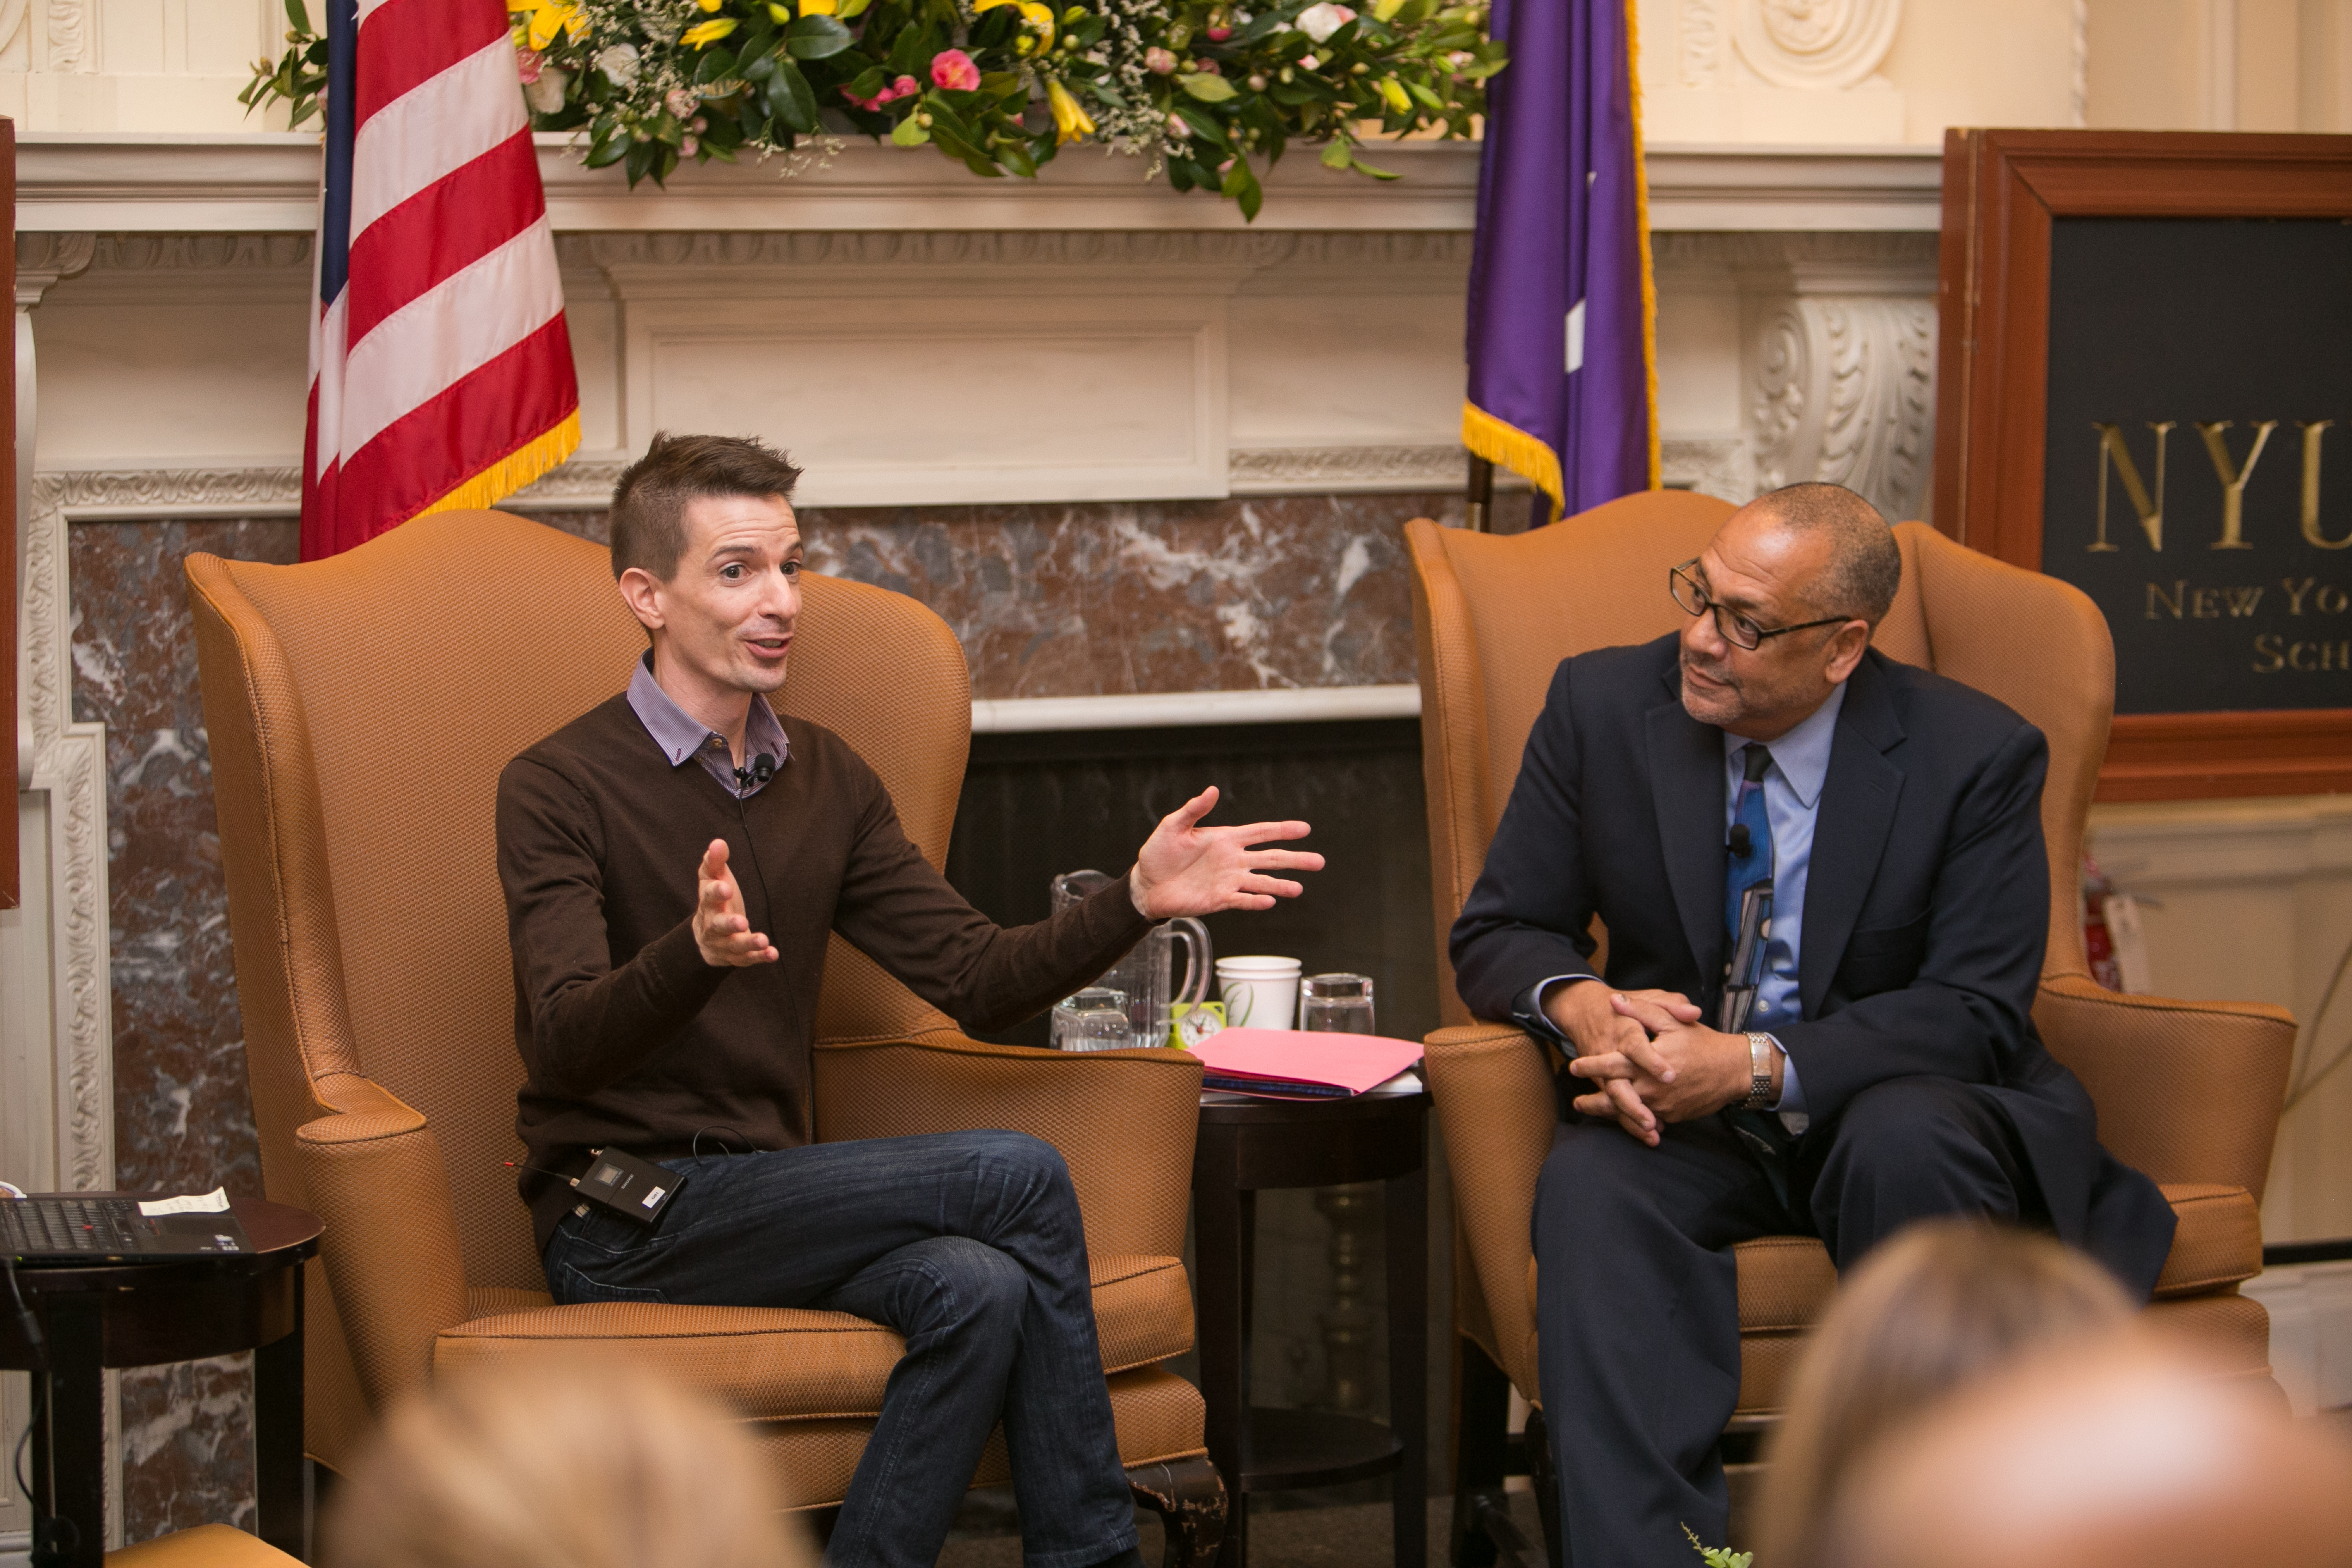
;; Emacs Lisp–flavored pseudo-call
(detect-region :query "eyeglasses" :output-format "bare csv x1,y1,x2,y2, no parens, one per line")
1669,559,1851,652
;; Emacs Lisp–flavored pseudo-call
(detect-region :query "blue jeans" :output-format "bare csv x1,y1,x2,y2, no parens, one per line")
541,1130,1139,1568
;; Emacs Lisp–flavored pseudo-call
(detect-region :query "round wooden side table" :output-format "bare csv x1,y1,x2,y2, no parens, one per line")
1,1195,321,1566
1191,1089,1429,1568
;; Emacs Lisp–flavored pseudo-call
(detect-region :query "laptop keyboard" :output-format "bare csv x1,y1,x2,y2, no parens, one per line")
2,1197,156,1257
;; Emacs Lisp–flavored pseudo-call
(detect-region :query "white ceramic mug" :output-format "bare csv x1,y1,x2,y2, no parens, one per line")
1216,955,1302,1030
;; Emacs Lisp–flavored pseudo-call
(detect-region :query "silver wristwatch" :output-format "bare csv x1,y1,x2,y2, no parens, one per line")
1743,1032,1775,1110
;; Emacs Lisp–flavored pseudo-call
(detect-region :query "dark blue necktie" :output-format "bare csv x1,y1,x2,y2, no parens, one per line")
1726,744,1774,949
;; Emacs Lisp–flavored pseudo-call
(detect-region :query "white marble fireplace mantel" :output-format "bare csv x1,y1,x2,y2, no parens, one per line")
15,132,1942,234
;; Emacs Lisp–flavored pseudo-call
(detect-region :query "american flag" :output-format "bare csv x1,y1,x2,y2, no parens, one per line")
303,0,581,560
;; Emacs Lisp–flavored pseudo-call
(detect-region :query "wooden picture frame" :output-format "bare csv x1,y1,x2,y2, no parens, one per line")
1932,128,2352,801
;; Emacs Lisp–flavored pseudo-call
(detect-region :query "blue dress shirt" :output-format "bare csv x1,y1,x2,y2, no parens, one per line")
1522,681,1849,1134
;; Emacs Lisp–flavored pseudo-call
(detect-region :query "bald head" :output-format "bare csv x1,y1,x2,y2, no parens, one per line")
1748,482,1902,626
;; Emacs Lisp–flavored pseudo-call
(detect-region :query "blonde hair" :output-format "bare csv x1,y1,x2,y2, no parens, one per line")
1754,1220,2133,1568
324,1360,814,1568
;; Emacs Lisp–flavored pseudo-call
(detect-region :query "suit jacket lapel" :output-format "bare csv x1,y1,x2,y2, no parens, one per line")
1799,653,1907,1014
1645,671,1728,998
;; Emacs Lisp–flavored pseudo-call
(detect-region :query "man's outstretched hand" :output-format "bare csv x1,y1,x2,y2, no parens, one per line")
694,838,778,967
1130,786,1323,919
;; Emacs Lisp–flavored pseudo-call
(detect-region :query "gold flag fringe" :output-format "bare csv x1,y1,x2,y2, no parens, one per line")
1463,401,1566,523
1624,0,1661,491
413,409,584,522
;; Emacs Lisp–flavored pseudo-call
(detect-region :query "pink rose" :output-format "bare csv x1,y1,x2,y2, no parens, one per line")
1205,23,1232,40
930,48,980,91
664,87,697,118
1144,45,1177,73
515,45,544,84
843,73,919,111
681,134,700,156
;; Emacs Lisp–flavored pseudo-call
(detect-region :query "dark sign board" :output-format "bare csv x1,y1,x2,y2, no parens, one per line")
2042,217,2352,715
1934,130,2352,799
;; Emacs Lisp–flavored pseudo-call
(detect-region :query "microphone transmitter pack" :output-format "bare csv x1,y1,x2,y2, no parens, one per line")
569,1147,684,1228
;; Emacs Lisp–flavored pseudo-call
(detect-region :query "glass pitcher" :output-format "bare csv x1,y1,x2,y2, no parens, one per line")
1050,869,1213,1049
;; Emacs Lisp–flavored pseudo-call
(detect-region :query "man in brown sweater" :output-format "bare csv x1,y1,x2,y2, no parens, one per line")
497,433,1322,1568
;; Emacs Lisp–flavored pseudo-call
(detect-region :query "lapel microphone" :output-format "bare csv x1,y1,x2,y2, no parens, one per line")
732,754,777,790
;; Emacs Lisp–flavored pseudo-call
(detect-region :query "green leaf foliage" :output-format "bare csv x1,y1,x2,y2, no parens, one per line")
241,0,1506,219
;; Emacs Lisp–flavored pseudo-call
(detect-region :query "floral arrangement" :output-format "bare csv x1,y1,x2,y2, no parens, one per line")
245,0,1503,219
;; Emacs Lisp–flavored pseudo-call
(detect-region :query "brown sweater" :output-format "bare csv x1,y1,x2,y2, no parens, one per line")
496,693,1153,1251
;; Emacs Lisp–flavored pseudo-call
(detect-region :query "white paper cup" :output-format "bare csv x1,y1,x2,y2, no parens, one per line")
1216,957,1303,1030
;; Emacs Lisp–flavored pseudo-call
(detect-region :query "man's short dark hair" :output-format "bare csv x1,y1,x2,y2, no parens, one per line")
1754,481,1903,625
609,433,805,582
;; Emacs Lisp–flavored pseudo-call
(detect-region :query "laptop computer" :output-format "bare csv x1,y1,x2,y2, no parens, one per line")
2,1194,253,1263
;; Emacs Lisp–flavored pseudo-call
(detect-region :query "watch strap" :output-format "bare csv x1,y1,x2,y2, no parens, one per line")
1743,1032,1774,1110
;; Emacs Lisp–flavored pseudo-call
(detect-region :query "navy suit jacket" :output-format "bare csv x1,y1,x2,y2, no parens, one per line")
1450,636,2175,1295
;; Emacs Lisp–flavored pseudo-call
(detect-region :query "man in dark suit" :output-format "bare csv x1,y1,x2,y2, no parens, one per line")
1449,483,2176,1567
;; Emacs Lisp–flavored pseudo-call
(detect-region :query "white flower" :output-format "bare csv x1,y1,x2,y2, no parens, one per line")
594,43,639,87
1296,2,1354,42
522,67,569,114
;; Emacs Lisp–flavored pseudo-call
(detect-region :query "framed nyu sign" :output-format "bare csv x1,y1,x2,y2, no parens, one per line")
1934,130,2352,800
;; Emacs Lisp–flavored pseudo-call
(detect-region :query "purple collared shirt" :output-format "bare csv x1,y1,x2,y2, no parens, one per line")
626,656,791,799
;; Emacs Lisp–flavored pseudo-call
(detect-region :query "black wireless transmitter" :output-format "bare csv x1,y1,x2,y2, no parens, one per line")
569,1147,684,1228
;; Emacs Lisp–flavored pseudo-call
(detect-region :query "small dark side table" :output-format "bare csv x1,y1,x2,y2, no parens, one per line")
0,1195,320,1566
1192,1090,1430,1568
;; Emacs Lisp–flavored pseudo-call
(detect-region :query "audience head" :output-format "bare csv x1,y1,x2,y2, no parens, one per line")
1822,1335,2352,1568
1756,1220,2135,1568
324,1359,815,1568
609,432,803,586
1676,481,1899,741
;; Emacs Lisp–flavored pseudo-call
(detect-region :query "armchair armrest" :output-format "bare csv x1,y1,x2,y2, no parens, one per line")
293,1071,472,1413
813,1030,1204,1263
1424,1023,1555,1398
2035,974,2296,1202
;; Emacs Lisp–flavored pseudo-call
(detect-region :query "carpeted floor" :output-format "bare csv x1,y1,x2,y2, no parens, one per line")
939,1488,1547,1568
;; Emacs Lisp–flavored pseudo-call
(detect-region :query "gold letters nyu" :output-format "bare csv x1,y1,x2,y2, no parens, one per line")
2089,420,2341,552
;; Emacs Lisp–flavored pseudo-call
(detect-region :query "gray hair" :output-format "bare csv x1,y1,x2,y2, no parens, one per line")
1753,482,1903,625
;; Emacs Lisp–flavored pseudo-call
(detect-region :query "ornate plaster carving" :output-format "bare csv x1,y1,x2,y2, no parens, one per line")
1732,0,1903,91
1679,0,1726,87
0,0,30,65
1662,438,1753,505
1750,293,1935,522
43,0,86,71
562,229,1472,275
1227,444,1465,494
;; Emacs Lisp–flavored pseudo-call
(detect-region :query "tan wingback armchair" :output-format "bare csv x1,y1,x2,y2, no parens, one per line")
1405,492,2295,1557
187,511,1224,1558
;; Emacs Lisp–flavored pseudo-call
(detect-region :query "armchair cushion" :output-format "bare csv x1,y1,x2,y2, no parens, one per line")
2151,1183,2262,1298
433,1253,1193,1421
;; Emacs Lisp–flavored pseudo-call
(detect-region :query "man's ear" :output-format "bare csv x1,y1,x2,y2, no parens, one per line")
617,566,666,633
1824,620,1872,684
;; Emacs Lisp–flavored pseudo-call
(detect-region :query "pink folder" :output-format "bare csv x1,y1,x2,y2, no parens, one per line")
1193,1029,1426,1099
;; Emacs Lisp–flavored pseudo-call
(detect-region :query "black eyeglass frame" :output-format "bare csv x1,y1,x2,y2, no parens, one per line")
1668,559,1853,652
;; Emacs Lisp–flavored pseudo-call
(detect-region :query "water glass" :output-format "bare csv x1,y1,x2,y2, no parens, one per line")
1052,987,1133,1051
1300,973,1376,1034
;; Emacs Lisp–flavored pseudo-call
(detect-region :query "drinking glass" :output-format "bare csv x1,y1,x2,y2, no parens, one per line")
1300,973,1376,1034
1052,987,1133,1051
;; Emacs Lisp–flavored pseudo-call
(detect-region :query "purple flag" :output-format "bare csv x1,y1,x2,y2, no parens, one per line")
1464,0,1658,520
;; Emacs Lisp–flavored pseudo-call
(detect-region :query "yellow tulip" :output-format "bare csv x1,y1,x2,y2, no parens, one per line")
1016,0,1055,44
681,16,738,45
696,0,722,9
1376,75,1410,113
799,0,837,11
1046,76,1095,143
971,0,1014,10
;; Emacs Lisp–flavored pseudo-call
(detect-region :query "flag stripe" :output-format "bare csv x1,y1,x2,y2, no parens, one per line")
305,0,581,559
338,215,567,459
345,130,544,350
348,36,526,241
324,319,580,555
353,0,510,130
